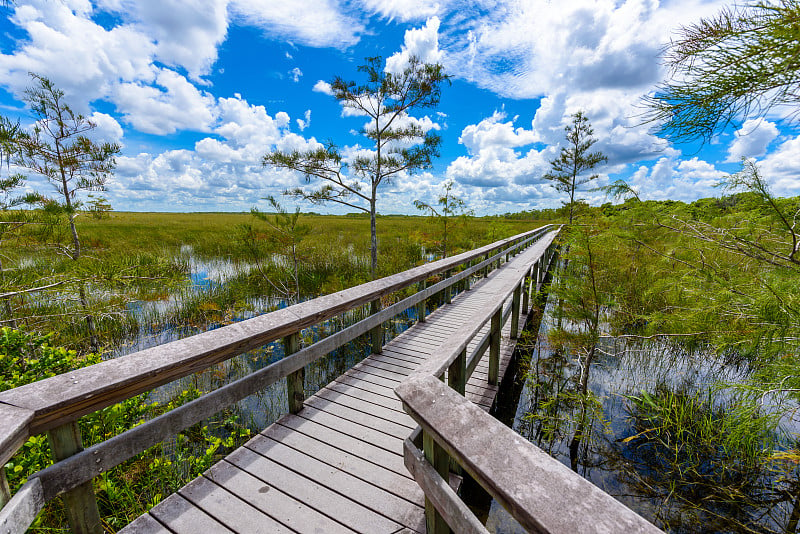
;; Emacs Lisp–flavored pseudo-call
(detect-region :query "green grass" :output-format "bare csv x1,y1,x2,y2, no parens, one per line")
3,211,551,350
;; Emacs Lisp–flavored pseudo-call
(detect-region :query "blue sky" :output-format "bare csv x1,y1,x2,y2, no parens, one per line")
0,0,798,215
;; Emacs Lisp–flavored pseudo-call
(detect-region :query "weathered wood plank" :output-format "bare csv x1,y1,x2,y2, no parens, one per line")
261,422,422,503
148,493,234,534
0,404,33,467
245,435,424,529
178,473,294,533
0,479,44,534
311,389,416,430
205,460,358,534
276,415,408,476
226,447,403,533
297,405,401,452
325,382,405,413
118,513,171,534
404,438,488,534
333,374,400,401
397,375,663,534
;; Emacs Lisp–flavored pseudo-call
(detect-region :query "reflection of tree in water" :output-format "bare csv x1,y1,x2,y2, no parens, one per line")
519,343,606,475
521,343,800,533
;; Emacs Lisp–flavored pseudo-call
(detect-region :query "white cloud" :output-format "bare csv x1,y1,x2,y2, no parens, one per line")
88,112,124,145
113,68,218,134
290,67,303,82
385,16,443,74
313,80,334,95
0,1,156,111
441,0,727,99
627,155,725,201
109,99,324,210
757,135,800,197
116,0,229,82
361,0,444,21
296,109,312,131
726,119,780,162
231,0,363,48
446,111,550,187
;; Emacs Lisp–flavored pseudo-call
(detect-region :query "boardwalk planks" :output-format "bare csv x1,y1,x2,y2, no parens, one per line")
116,233,551,534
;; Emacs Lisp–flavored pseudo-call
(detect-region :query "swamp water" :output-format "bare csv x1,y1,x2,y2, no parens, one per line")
485,295,800,534
108,246,434,433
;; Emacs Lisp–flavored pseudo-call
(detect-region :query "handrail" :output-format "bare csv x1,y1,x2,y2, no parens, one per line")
394,229,666,534
0,225,554,534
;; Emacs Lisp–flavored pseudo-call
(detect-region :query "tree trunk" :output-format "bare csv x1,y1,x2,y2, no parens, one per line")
370,198,378,280
443,216,448,258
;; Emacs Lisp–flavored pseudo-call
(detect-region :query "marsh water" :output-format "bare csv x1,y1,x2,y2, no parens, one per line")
108,247,426,431
485,295,800,534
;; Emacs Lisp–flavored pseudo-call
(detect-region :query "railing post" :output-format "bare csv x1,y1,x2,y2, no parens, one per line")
447,348,467,478
448,349,466,396
537,258,543,293
511,282,522,339
284,332,304,414
483,253,489,278
489,308,502,385
444,270,452,304
0,468,10,509
47,422,103,534
417,279,427,323
522,267,530,314
464,262,471,291
370,298,383,354
423,430,451,534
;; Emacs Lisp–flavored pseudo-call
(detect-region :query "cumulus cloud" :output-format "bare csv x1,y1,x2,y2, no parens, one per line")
296,109,311,131
313,80,334,95
114,0,229,82
109,98,324,210
385,16,443,74
627,155,725,201
87,112,125,145
0,1,156,110
441,0,726,99
757,135,800,197
447,111,550,188
113,69,218,134
726,119,780,162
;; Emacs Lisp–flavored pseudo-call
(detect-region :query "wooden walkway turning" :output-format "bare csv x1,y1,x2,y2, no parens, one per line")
121,242,543,534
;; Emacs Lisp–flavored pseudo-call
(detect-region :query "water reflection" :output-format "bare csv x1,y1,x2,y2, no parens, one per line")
488,298,800,534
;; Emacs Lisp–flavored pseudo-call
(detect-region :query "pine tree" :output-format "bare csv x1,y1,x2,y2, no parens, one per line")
543,111,607,224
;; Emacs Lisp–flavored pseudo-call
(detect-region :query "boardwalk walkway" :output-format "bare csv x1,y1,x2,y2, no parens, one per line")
121,240,546,534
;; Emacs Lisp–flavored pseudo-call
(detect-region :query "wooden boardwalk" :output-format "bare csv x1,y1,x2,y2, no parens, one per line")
121,244,541,534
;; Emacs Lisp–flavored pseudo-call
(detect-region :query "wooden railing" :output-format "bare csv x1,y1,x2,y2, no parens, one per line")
394,232,666,534
0,225,554,534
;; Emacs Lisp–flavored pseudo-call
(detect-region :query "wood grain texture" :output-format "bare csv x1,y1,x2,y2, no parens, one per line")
397,374,663,534
0,404,33,466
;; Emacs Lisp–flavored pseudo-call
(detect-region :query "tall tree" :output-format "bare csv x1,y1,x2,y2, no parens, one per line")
543,111,607,224
13,74,120,351
644,0,800,142
264,56,448,279
413,180,472,258
0,116,42,326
